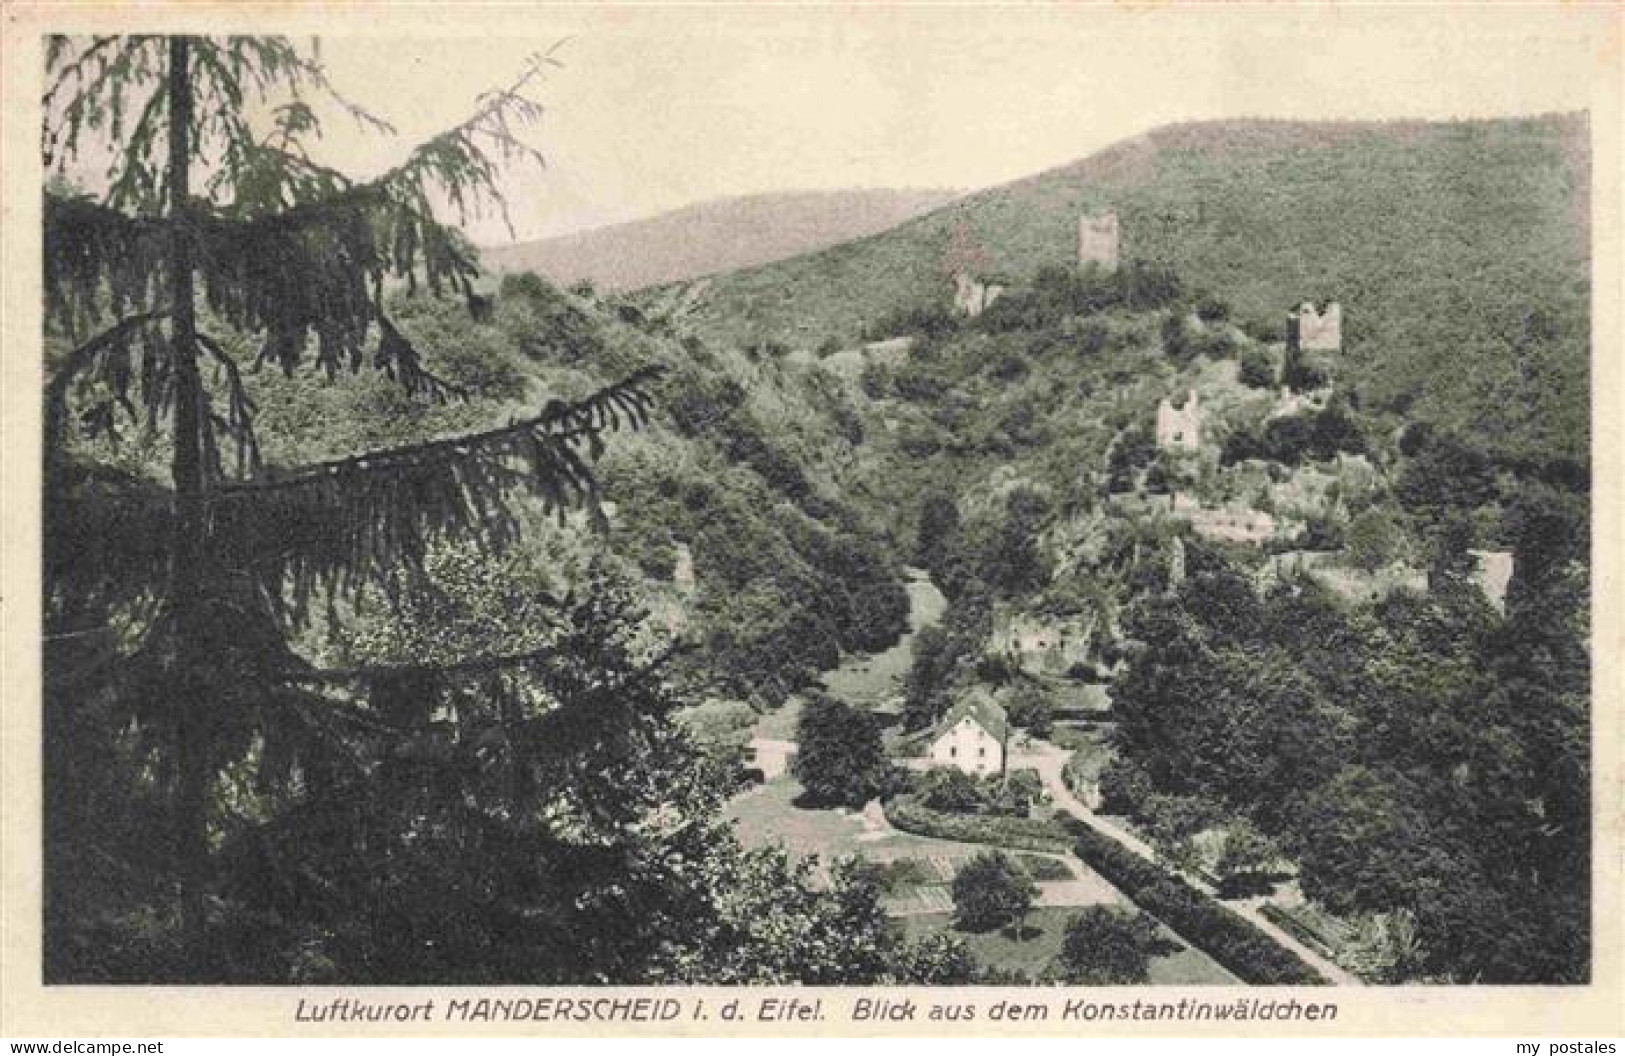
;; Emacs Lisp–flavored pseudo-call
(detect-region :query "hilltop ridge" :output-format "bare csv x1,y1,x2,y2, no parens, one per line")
480,187,962,294
668,113,1589,463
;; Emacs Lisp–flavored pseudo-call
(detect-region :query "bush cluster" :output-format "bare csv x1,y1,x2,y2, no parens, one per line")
886,795,1072,854
1065,821,1327,985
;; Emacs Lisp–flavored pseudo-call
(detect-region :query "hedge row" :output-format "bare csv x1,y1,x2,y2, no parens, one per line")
1258,903,1339,959
884,796,1073,854
1064,819,1327,985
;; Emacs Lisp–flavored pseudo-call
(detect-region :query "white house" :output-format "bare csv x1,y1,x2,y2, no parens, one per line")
925,692,1008,777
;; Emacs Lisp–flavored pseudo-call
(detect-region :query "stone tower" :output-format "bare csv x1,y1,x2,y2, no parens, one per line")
952,271,1005,317
1078,211,1121,272
1288,302,1342,352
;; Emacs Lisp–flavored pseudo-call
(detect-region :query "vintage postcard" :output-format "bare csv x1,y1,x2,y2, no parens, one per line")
1,0,1620,1039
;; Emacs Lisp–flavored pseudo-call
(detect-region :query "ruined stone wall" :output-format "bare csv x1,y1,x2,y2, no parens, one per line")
1155,390,1202,451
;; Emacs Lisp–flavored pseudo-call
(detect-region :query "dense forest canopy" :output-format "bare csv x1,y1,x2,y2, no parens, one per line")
673,115,1590,466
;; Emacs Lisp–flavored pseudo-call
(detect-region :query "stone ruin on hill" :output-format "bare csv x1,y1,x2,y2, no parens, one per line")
1155,389,1202,452
952,271,1006,317
1078,211,1120,272
1288,301,1342,352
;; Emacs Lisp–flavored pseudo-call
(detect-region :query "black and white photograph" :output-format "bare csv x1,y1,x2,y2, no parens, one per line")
3,0,1620,1038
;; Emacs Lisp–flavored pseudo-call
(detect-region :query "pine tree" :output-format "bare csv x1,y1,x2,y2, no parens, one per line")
41,35,659,972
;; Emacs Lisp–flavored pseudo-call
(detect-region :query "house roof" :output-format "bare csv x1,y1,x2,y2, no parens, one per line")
930,690,1008,743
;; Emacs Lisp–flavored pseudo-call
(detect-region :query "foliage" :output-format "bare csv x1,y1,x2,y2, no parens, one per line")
1098,757,1155,816
1106,423,1156,493
1003,680,1055,737
1067,822,1326,985
792,692,893,807
497,272,606,365
1344,507,1405,572
1108,513,1590,981
951,851,1039,934
1222,402,1366,467
918,767,985,812
1058,906,1160,984
1214,818,1280,896
885,795,1071,854
978,486,1053,597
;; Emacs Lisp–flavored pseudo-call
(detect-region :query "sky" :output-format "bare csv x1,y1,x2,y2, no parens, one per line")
52,5,1620,246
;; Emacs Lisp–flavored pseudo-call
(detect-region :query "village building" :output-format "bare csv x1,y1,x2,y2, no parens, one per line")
1155,389,1202,452
1078,211,1121,272
952,271,1007,317
1469,549,1515,612
1287,301,1342,353
925,691,1008,777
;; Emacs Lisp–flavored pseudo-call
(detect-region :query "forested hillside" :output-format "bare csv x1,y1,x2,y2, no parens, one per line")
673,115,1590,464
481,188,960,293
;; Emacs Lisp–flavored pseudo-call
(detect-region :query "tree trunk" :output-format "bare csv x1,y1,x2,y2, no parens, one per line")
166,34,210,933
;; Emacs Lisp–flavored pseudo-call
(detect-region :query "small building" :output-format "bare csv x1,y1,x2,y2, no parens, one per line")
1287,302,1342,353
925,692,1008,777
1469,549,1515,613
1155,389,1202,452
952,271,1007,317
1078,211,1121,272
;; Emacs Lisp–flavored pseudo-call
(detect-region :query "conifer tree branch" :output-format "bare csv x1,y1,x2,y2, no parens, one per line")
45,309,172,399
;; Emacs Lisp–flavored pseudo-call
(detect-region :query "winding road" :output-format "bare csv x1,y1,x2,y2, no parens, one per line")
1020,740,1364,986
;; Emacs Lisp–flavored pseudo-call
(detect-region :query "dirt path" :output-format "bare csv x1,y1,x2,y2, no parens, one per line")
1024,741,1364,987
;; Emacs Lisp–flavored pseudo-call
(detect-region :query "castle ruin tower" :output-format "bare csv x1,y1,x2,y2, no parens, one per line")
1078,211,1121,273
1287,301,1342,353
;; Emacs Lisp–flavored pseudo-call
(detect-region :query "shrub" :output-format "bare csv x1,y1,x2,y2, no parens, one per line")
1014,854,1074,882
1161,312,1193,362
1216,818,1282,897
1239,348,1277,389
885,795,1072,854
1195,294,1231,324
871,857,935,892
1004,681,1054,737
793,693,892,807
951,851,1038,933
1059,906,1159,984
920,768,985,812
1065,820,1327,984
1075,317,1112,357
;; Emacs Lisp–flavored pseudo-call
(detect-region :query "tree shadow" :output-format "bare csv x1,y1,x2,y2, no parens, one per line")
1217,870,1291,899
